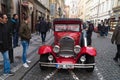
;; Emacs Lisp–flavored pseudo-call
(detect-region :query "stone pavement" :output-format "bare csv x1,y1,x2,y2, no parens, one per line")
0,30,54,80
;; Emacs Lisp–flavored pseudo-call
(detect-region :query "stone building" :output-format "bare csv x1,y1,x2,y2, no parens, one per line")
0,0,50,33
49,0,65,20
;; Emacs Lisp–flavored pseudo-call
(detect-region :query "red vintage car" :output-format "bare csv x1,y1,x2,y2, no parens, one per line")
38,18,97,72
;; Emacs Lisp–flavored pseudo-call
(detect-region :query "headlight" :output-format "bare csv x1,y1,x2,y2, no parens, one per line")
80,56,86,62
74,45,81,53
48,55,54,61
53,45,60,53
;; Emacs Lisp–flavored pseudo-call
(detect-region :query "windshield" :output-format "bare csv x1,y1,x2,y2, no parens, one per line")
55,24,80,31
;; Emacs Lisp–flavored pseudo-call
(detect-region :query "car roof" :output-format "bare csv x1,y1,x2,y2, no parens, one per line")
53,18,82,22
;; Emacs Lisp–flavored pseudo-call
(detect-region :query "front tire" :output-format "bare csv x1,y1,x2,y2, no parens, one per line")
86,55,95,72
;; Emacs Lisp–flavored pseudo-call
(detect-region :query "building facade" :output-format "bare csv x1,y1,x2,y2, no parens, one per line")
69,0,79,18
78,0,114,27
64,5,70,18
49,0,65,20
0,0,51,33
78,0,86,21
86,0,114,26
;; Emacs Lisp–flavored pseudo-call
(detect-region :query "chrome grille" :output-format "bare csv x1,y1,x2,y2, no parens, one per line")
59,37,74,57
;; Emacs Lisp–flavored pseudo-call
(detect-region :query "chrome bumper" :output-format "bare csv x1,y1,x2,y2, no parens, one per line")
39,62,95,69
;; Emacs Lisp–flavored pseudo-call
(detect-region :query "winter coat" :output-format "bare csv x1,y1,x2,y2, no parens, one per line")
0,23,10,52
104,24,109,32
111,22,120,45
39,20,48,32
101,24,105,32
10,18,19,34
98,24,101,32
19,22,31,41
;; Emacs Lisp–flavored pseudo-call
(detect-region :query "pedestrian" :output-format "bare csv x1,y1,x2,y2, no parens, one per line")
19,15,31,68
0,13,14,76
104,20,109,37
46,19,52,32
100,20,105,36
97,23,101,37
35,20,40,35
10,14,19,48
111,21,120,62
39,17,48,43
86,21,94,46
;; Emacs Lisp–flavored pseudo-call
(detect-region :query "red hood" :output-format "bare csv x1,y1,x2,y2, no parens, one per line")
55,32,80,41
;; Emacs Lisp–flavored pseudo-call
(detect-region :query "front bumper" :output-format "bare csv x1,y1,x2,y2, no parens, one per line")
39,62,95,69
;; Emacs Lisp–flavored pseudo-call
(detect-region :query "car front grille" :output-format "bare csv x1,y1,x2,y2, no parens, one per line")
59,37,74,57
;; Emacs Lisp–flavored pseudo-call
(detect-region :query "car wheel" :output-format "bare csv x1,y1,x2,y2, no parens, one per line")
86,55,95,72
39,54,48,70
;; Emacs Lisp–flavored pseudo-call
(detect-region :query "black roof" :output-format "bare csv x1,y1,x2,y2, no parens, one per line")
53,18,82,22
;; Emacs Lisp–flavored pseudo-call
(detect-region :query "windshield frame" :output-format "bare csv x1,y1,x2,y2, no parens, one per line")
54,24,80,32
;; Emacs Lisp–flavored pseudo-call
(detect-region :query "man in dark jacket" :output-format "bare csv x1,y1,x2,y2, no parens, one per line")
39,17,48,43
111,22,120,62
0,13,14,75
87,21,94,46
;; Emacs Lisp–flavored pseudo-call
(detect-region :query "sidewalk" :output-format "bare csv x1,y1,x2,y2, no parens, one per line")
0,30,54,80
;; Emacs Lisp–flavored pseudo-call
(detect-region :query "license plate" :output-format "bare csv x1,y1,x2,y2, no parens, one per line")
56,64,74,69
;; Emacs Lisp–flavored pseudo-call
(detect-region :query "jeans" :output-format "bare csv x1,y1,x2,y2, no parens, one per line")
13,32,19,48
115,45,120,59
21,40,29,63
2,51,11,74
41,32,46,42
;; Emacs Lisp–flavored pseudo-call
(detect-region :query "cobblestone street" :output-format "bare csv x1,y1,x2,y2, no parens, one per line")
8,32,120,80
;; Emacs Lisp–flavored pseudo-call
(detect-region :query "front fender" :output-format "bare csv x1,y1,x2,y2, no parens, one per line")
38,45,53,55
80,46,97,56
